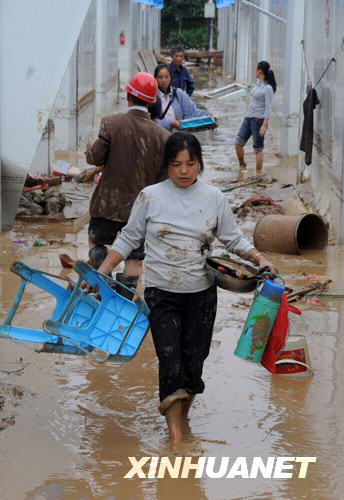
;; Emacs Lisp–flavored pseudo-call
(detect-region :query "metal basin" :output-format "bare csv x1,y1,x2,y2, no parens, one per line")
205,255,259,293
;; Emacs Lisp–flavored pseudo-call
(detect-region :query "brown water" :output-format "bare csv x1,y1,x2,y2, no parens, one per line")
1,69,344,500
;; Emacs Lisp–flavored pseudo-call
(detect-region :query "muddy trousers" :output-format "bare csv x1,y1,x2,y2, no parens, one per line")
144,286,217,413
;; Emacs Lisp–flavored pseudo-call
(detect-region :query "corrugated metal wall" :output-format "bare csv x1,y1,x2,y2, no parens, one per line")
219,0,287,152
301,0,344,240
0,0,92,228
31,0,162,175
218,0,344,242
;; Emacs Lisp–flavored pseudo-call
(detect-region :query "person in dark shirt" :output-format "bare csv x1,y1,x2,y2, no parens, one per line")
168,46,195,97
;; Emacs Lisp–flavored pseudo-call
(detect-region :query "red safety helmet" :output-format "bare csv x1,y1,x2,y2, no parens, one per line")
126,72,158,103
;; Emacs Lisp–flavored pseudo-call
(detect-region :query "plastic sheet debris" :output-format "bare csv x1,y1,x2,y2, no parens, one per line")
0,261,150,363
203,82,247,99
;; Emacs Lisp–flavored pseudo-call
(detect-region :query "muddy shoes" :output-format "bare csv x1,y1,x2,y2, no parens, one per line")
88,246,108,270
115,273,138,300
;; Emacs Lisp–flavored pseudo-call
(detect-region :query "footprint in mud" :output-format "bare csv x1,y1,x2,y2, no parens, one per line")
0,384,24,431
0,361,27,431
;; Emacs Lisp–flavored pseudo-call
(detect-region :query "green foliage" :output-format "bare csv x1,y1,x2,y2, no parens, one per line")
161,0,215,50
167,26,208,50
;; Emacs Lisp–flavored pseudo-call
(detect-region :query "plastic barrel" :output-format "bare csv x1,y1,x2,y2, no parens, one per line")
253,214,328,255
234,278,284,363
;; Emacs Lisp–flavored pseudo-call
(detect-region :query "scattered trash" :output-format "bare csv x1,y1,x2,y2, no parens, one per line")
233,196,284,218
25,172,60,188
32,241,45,247
285,279,332,303
13,240,28,244
16,188,68,217
222,174,276,193
275,335,313,377
306,274,324,281
52,159,73,182
59,253,75,268
308,298,321,304
23,184,49,193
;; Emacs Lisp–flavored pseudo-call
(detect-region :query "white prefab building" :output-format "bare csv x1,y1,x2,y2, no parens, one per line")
0,0,162,230
217,0,344,243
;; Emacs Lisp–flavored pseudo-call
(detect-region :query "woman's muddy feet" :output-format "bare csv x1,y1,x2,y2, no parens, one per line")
181,395,195,419
165,400,183,444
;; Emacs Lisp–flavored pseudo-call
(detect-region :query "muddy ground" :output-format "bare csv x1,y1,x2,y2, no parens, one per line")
0,68,344,500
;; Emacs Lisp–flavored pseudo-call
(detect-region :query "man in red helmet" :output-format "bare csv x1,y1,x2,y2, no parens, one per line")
85,72,170,294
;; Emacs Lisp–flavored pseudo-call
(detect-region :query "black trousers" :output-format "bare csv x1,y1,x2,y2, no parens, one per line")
144,285,217,403
88,216,144,260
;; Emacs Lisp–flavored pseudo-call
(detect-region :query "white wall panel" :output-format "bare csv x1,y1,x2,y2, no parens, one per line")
0,0,91,228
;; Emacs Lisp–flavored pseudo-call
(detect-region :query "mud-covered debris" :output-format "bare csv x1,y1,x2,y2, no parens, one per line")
233,196,284,218
0,382,25,432
232,299,251,308
17,188,69,216
285,279,332,303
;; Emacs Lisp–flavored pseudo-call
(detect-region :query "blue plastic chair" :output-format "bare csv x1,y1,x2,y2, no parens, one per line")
0,261,150,363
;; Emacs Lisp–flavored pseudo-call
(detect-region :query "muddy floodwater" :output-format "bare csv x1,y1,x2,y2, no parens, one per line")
1,69,344,500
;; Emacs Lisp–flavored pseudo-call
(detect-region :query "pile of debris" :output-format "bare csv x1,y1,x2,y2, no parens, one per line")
233,196,284,218
17,187,69,217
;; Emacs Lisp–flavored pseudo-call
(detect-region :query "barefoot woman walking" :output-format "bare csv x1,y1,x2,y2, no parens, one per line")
84,132,277,444
235,61,277,173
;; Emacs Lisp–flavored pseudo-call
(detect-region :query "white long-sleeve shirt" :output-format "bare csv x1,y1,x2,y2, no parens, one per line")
112,178,254,293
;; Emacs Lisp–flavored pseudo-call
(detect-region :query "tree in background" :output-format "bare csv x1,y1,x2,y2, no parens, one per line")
161,0,216,50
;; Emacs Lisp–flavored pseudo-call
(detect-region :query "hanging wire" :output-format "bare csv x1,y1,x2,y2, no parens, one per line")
301,39,312,85
314,35,344,88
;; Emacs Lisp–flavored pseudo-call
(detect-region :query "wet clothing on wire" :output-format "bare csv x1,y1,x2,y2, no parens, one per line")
300,87,320,165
